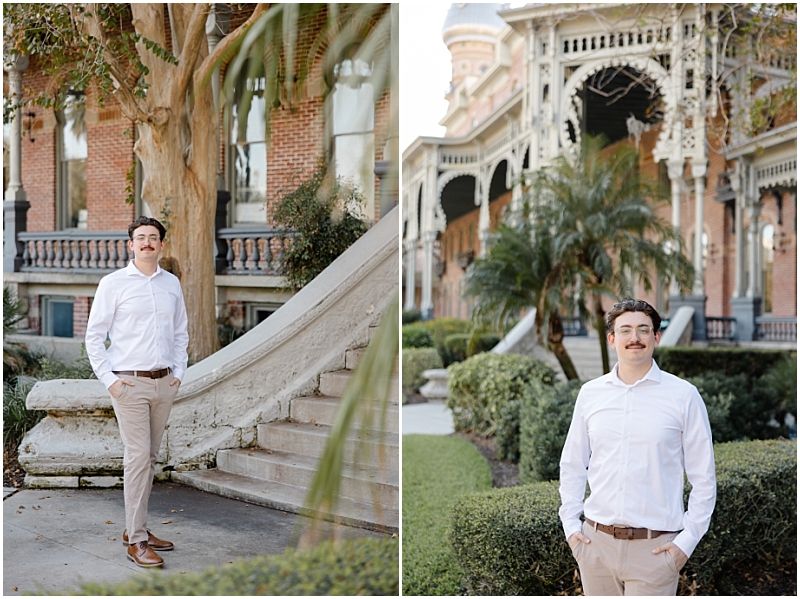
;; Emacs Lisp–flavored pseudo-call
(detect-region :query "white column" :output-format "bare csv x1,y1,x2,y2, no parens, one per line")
205,5,230,191
745,199,762,298
404,239,418,311
691,161,707,295
730,161,746,298
4,56,29,203
667,159,684,294
420,231,437,318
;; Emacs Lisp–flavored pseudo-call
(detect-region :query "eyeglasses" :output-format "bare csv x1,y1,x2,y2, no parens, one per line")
614,325,654,338
132,235,161,244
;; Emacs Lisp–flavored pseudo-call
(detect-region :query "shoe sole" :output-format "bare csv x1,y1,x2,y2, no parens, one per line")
127,554,163,567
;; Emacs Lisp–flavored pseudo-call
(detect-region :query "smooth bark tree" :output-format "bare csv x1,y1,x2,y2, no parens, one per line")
4,3,268,360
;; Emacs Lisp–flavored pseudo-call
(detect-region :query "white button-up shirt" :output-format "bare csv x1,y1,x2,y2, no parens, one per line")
559,361,716,557
86,261,189,389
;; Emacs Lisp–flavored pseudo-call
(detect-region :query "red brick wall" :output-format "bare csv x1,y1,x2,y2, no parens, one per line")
73,296,90,337
86,108,136,230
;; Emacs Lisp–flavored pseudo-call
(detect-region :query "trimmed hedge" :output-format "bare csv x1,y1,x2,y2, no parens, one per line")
402,348,443,393
518,379,583,484
654,347,791,380
62,537,399,595
688,371,788,442
402,308,422,324
450,439,796,596
443,333,501,363
403,435,492,596
402,323,435,349
419,318,470,366
447,353,556,461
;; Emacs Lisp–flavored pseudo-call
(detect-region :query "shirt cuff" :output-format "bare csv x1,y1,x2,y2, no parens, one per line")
672,530,698,558
99,372,120,389
562,518,583,541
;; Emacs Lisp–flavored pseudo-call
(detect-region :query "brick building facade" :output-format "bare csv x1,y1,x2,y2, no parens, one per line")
4,4,397,343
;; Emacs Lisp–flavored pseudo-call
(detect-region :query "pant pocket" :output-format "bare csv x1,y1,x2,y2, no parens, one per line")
663,549,678,573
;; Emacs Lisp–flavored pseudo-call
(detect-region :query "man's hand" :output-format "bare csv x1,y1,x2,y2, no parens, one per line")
170,377,181,387
652,541,687,571
567,531,591,551
109,378,134,399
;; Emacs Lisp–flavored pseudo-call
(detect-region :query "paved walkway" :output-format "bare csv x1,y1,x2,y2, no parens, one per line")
402,400,454,435
3,482,381,595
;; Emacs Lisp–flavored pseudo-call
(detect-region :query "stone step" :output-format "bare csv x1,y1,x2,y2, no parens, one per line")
172,468,398,534
217,448,398,510
345,347,366,370
291,395,400,434
258,421,399,466
319,370,400,403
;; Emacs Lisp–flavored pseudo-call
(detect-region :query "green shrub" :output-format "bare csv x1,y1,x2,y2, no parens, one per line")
688,371,787,442
402,323,435,349
403,435,492,596
420,318,470,366
447,353,556,461
3,378,45,450
444,333,501,363
402,348,443,393
402,308,422,324
518,379,583,484
273,158,368,289
62,537,398,595
450,439,797,596
654,347,790,380
758,353,797,419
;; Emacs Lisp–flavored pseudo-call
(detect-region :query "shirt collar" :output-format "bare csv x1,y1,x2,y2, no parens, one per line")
126,260,162,278
608,360,662,387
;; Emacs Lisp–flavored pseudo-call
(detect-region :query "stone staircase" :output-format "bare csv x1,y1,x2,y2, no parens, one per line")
530,332,617,381
173,331,399,534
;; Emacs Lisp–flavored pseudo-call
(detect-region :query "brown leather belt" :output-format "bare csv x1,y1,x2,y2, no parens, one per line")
585,519,676,540
113,368,172,379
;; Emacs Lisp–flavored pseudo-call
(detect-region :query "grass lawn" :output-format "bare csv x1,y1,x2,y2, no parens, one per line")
402,434,492,596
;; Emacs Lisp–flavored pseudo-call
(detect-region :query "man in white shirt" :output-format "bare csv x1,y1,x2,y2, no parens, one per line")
559,299,716,595
86,216,189,568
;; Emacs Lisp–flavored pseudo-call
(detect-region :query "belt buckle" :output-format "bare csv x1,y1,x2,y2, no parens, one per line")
613,526,633,540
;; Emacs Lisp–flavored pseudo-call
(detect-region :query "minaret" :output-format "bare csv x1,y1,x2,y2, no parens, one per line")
441,3,506,113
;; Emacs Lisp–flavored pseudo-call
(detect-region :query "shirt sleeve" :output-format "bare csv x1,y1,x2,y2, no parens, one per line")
85,276,119,389
559,388,590,540
170,281,189,382
673,385,716,557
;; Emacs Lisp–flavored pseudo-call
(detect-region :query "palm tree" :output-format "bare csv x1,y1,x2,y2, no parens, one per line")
462,213,580,380
529,134,694,373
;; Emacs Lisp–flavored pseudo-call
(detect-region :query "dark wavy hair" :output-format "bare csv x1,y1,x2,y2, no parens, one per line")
128,216,167,241
605,299,662,333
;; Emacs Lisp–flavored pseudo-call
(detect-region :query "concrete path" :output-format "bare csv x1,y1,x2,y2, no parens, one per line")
3,482,382,595
402,400,454,435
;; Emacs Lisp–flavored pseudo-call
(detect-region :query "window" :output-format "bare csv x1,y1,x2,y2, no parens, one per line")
56,93,87,229
42,296,74,337
245,303,281,328
761,223,774,313
230,60,268,225
331,52,375,219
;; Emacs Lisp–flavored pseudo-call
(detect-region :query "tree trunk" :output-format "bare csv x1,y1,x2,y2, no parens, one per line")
593,293,610,374
546,313,579,381
130,3,220,361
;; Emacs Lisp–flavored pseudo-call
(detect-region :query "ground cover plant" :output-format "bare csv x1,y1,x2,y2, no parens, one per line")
402,434,492,596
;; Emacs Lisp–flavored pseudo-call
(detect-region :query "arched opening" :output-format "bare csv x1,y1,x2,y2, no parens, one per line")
440,175,477,223
567,66,663,145
489,160,509,203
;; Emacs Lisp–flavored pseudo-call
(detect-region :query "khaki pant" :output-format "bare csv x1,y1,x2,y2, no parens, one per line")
570,521,680,596
111,375,179,545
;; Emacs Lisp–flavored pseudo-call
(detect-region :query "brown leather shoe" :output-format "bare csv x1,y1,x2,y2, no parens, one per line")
122,529,174,551
127,540,164,567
